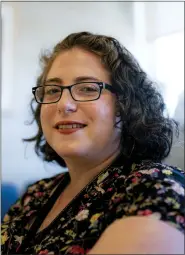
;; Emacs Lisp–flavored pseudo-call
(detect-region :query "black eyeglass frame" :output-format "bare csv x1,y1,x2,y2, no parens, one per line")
32,82,117,104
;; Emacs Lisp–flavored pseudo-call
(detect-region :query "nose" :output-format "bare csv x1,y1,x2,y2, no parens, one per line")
57,87,77,114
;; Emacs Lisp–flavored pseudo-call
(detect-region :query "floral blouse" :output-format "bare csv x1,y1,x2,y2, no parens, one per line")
1,156,185,255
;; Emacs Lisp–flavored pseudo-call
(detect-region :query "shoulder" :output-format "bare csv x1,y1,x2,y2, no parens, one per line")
2,172,68,222
21,171,69,206
25,172,67,195
115,160,184,194
114,161,185,233
126,160,184,187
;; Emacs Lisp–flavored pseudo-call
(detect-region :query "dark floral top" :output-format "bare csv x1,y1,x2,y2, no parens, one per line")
1,156,185,255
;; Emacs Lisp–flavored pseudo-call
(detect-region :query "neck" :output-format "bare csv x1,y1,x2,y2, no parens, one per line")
63,149,120,193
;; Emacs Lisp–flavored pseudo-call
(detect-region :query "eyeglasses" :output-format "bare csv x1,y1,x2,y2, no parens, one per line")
32,82,116,104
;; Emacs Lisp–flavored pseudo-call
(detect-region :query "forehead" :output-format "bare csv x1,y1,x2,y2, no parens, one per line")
46,47,110,82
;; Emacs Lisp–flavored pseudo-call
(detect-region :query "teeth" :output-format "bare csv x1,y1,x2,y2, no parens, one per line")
58,124,85,129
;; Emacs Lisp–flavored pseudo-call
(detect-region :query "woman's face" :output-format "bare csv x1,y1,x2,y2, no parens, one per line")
40,47,121,161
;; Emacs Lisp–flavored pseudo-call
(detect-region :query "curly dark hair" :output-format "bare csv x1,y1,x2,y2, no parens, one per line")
24,31,179,167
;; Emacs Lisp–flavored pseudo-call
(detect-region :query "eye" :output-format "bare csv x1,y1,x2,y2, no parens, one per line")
81,86,98,92
45,86,61,95
78,84,99,93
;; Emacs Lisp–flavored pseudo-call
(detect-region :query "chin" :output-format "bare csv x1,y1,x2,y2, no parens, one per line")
55,145,88,158
57,151,85,160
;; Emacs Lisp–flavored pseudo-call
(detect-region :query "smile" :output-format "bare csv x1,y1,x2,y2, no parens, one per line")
57,124,86,129
55,123,87,135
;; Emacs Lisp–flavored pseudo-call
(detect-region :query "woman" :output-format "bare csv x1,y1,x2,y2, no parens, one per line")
1,32,184,254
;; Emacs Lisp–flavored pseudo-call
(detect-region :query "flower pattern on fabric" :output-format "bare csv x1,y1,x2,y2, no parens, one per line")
1,160,185,255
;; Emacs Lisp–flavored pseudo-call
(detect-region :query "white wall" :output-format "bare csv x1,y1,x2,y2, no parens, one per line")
145,2,184,41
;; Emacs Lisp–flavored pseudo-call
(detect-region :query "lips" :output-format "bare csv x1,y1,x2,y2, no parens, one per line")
54,121,87,135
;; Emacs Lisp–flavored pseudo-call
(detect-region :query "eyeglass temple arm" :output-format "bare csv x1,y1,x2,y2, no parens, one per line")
103,83,120,94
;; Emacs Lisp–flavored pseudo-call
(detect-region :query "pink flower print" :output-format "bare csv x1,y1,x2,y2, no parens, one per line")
13,203,21,209
35,192,44,197
16,244,21,253
24,205,31,212
131,177,138,183
107,188,113,192
38,249,49,255
137,209,152,216
66,245,85,254
153,168,160,173
134,172,142,177
26,210,36,217
176,215,185,224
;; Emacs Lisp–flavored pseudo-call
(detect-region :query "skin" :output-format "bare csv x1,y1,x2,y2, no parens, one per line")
40,47,122,191
88,216,184,254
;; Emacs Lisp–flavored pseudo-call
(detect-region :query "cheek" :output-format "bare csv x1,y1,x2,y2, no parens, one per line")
100,97,116,120
40,105,54,130
89,98,116,126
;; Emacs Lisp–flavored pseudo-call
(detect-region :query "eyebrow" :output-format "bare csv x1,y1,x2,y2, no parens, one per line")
45,76,100,84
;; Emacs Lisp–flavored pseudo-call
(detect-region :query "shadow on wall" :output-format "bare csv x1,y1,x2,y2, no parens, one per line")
165,91,184,170
174,92,184,128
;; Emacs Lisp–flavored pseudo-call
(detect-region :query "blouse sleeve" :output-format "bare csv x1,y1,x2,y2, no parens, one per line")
114,164,185,234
